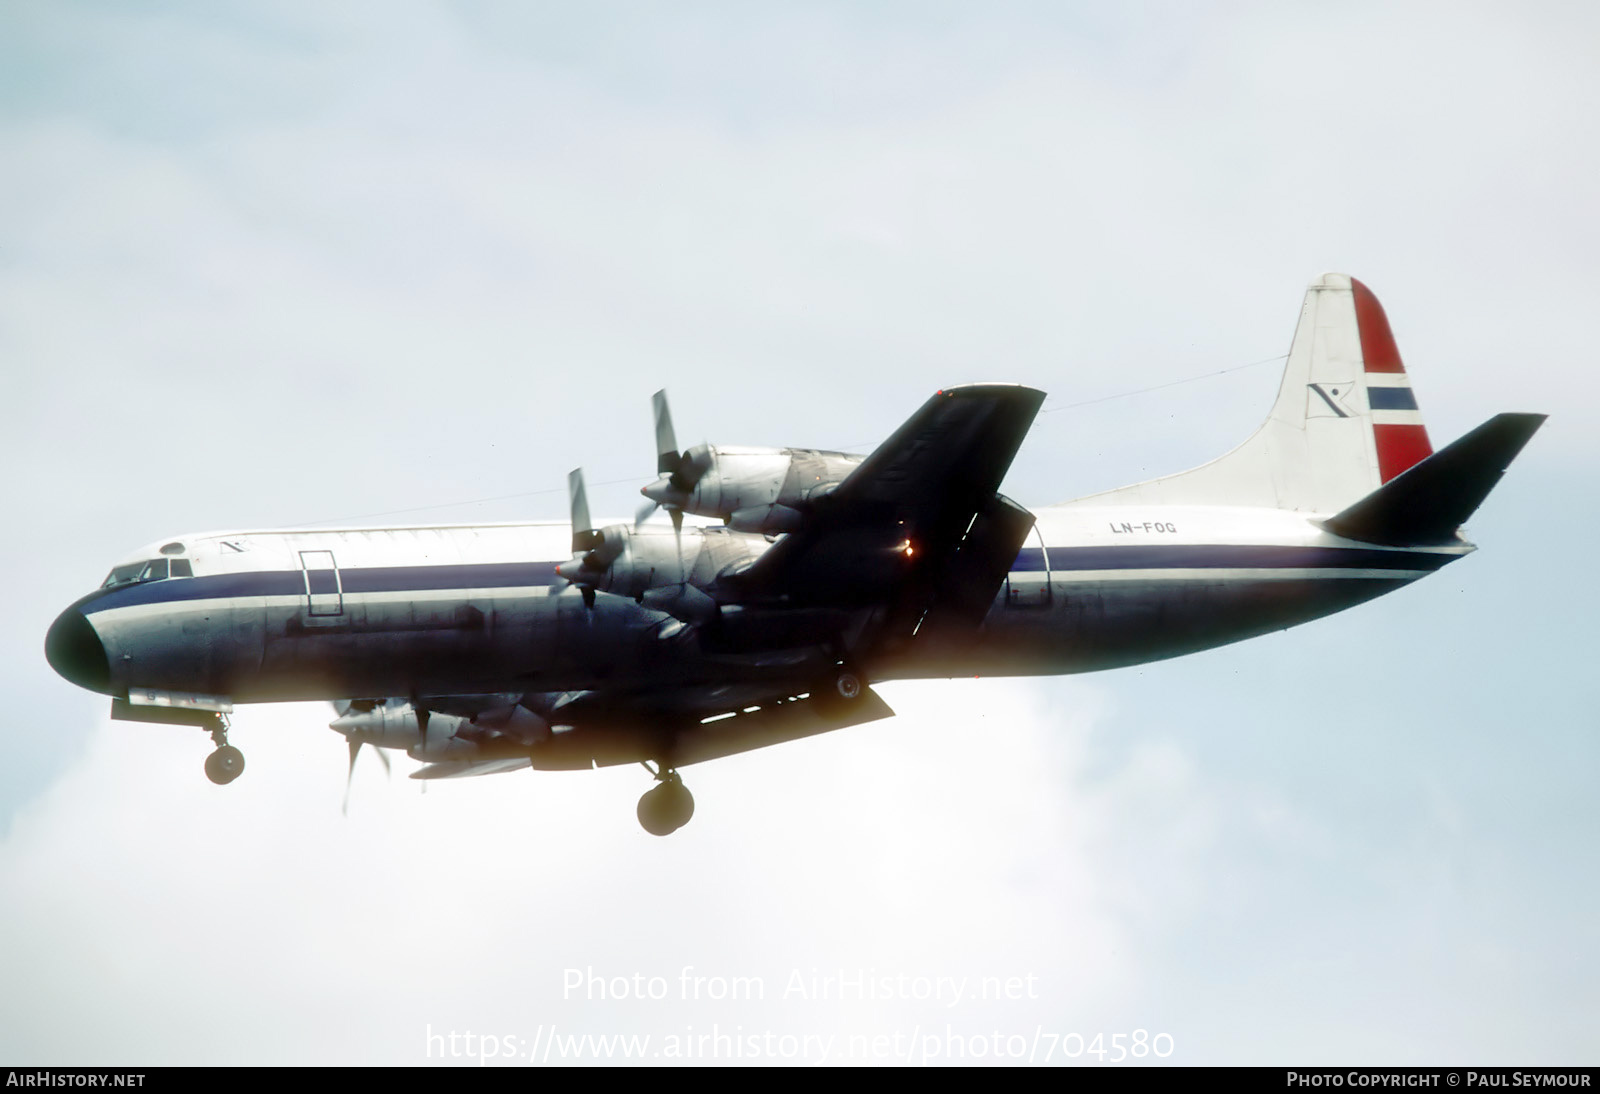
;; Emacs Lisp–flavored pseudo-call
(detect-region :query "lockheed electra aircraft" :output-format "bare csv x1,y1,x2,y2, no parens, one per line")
45,275,1544,834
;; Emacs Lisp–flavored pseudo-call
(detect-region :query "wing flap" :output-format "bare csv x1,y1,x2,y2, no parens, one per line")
665,686,896,767
917,492,1037,629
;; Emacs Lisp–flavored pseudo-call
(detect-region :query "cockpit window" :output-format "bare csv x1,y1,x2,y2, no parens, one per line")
100,556,191,588
102,562,147,588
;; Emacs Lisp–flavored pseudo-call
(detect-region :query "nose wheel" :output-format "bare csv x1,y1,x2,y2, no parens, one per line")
203,720,246,785
637,766,694,836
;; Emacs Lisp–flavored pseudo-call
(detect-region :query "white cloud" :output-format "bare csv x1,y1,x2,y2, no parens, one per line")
0,677,1234,1064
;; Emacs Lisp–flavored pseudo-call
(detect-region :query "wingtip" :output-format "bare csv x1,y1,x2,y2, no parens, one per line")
934,382,1047,402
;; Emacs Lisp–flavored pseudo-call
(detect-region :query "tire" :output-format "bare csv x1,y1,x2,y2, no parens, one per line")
637,779,695,836
205,745,245,785
834,669,863,701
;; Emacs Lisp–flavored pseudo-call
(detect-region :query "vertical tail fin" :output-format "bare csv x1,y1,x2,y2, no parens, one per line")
1080,274,1434,513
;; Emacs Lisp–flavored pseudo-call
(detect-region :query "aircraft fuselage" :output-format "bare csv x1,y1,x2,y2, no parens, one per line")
48,504,1468,706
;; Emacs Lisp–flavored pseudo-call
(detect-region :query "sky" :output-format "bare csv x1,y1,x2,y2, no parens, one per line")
2,0,1597,1066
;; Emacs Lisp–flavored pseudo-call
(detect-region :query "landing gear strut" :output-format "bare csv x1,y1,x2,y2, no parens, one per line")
637,765,694,836
204,718,245,786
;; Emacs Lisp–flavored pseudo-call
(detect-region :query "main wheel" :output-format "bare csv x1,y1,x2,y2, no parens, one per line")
813,665,864,714
637,778,695,836
205,745,245,785
833,668,863,701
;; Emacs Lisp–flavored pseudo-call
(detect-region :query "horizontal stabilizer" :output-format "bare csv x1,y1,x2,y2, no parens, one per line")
1322,413,1546,546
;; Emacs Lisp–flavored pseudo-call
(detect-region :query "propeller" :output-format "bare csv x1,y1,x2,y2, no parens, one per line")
637,390,712,533
330,700,392,817
342,735,391,817
557,468,623,608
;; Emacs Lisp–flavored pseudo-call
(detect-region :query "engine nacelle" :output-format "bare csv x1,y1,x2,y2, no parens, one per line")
329,699,552,757
566,524,771,620
329,701,472,751
643,446,861,534
408,736,491,762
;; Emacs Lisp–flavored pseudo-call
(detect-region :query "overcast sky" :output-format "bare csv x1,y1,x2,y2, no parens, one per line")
2,1,1596,1066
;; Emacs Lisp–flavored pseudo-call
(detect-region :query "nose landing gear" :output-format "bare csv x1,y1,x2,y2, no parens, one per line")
203,719,245,785
637,764,694,836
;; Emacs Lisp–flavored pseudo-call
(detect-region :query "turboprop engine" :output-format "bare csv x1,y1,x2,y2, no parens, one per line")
641,443,861,533
557,469,771,625
329,698,552,761
635,391,863,534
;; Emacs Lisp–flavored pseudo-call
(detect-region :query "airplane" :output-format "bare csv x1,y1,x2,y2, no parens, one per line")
44,274,1545,835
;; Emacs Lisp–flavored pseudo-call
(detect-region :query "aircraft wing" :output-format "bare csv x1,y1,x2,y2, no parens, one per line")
539,683,898,770
393,678,896,777
412,682,898,773
732,384,1045,617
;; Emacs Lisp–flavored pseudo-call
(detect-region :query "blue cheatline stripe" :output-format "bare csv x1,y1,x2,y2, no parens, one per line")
78,545,1451,616
1008,545,1450,573
1367,386,1419,411
81,561,563,616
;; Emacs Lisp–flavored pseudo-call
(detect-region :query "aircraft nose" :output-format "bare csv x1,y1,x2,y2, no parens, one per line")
45,606,111,694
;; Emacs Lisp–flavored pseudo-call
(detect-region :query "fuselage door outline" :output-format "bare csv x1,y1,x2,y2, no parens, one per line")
1005,523,1052,608
299,550,344,617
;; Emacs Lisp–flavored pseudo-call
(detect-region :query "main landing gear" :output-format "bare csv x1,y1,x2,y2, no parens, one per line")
637,764,694,836
203,718,245,786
